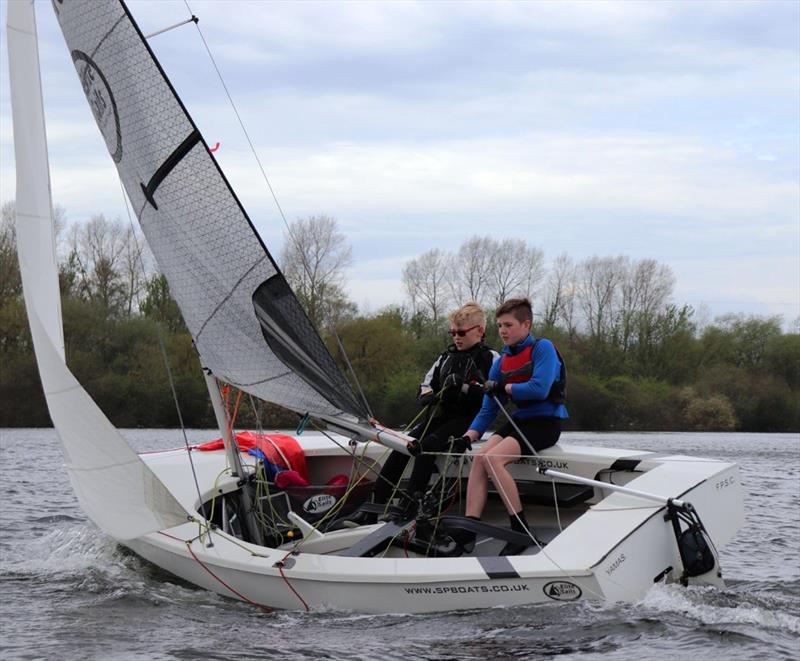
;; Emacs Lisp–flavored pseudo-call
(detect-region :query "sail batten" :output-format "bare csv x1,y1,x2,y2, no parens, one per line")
53,0,366,421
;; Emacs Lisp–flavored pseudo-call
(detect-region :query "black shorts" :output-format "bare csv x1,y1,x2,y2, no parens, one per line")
493,417,561,456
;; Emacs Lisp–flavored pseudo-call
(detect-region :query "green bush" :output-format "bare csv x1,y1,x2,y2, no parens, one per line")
684,395,738,431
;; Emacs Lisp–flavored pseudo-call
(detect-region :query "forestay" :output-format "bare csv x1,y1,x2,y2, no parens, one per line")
8,0,189,540
51,0,367,420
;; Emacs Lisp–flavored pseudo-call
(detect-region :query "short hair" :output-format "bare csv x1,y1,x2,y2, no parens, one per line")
495,297,533,324
449,302,486,328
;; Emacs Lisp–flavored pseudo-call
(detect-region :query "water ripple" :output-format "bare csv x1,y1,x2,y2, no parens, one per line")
1,429,797,661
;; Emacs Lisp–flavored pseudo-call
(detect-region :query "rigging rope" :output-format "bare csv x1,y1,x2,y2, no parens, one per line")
182,0,372,418
117,178,210,543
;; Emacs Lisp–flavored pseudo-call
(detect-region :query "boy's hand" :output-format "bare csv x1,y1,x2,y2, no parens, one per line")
418,391,437,407
449,435,472,454
482,379,504,395
417,387,437,406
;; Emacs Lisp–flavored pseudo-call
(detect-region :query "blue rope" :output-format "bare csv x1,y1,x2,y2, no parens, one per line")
296,413,310,435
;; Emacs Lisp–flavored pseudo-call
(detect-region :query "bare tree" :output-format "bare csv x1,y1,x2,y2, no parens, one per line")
541,252,576,334
403,261,422,317
0,201,21,305
486,239,545,307
520,245,546,301
576,255,625,341
2,201,68,305
617,258,675,351
446,236,494,306
280,214,353,328
121,225,150,315
67,214,144,315
402,248,450,322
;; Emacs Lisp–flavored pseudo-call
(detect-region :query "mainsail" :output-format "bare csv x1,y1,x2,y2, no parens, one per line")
8,0,189,540
51,0,368,421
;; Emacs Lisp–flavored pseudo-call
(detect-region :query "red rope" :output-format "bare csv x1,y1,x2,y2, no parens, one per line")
157,531,273,612
226,389,243,439
277,555,310,612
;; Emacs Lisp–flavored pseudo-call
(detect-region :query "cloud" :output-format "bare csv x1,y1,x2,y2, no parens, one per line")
0,0,797,325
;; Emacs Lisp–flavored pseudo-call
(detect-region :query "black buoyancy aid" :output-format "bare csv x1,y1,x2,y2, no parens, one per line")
439,343,490,384
499,339,567,405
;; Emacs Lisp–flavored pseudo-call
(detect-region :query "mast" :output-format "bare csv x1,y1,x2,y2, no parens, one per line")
203,370,263,545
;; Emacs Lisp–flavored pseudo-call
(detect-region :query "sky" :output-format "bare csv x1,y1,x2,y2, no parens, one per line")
1,0,798,326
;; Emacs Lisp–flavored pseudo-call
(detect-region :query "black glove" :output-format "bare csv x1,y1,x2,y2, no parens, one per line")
482,379,504,396
418,391,437,408
449,435,472,454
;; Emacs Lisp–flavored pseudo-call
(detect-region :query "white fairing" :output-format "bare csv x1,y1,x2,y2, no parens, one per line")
7,0,189,541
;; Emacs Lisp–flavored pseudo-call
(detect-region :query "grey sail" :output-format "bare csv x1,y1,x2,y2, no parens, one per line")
52,0,367,420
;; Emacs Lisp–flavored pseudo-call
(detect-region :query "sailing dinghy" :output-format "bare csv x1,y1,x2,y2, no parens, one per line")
8,0,744,613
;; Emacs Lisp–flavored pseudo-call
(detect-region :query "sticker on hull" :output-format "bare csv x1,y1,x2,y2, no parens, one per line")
543,580,582,601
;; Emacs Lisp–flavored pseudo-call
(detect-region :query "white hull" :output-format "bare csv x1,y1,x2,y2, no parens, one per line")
123,436,743,613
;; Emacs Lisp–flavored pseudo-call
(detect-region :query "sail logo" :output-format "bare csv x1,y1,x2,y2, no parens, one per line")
543,581,582,601
71,51,122,163
303,494,336,514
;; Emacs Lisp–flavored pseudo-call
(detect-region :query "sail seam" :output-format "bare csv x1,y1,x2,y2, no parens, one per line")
89,11,127,59
7,24,35,38
226,370,294,388
65,458,144,471
195,254,266,341
14,211,53,221
44,383,85,397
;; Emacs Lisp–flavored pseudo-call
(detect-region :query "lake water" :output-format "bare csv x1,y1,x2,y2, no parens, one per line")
0,429,797,660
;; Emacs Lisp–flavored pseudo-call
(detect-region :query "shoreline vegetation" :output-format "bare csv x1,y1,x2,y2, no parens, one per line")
1,206,797,432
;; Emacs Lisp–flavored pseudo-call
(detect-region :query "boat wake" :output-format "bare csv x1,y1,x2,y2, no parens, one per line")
640,582,800,634
0,524,216,606
1,525,116,576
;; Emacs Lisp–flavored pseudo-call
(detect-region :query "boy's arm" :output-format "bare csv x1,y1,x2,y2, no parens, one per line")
509,340,560,401
467,356,501,436
460,348,500,409
418,354,443,400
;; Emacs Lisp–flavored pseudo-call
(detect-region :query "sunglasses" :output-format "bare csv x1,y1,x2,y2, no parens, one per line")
448,325,480,337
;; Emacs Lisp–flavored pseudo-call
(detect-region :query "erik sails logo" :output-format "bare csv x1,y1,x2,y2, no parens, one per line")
543,580,582,601
71,51,122,163
303,494,336,514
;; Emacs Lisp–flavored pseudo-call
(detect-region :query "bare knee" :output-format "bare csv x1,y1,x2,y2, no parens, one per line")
469,455,488,477
485,452,510,476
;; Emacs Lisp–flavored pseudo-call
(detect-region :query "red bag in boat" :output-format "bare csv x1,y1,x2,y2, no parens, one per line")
326,474,349,488
275,470,310,488
196,431,309,482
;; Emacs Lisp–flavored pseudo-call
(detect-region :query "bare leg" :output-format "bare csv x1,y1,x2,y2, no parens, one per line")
483,436,523,515
465,434,504,518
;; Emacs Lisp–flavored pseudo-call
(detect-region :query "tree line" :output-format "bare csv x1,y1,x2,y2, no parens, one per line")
1,204,798,432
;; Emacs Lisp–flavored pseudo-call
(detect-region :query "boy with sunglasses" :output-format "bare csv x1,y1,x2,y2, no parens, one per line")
342,302,498,526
